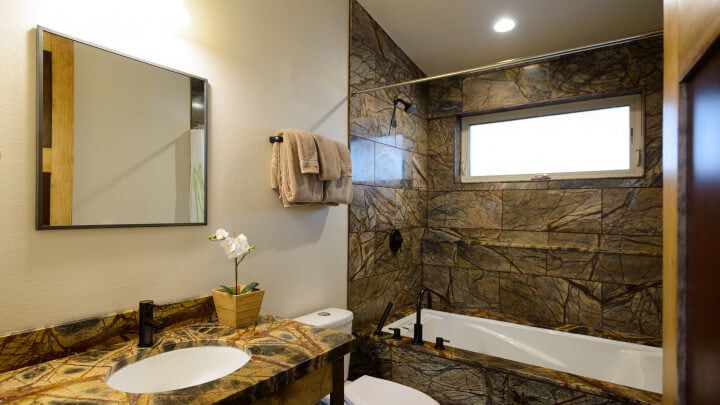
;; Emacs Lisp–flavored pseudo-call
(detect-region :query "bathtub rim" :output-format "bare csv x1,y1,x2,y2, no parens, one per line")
354,307,662,404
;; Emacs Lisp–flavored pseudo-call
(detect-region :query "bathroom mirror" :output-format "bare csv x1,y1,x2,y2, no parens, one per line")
36,26,208,229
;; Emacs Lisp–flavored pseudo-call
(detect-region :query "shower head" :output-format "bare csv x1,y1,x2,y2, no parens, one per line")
390,97,416,129
394,97,416,114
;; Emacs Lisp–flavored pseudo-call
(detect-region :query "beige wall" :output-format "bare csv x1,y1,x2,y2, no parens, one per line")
0,0,349,335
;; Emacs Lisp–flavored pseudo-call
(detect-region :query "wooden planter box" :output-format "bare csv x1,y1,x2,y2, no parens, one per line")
211,285,264,328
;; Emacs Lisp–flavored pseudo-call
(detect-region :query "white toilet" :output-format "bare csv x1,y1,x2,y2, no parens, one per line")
294,308,439,405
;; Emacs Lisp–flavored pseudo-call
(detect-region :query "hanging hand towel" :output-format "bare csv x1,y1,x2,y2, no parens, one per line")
276,131,324,206
276,129,319,174
311,133,341,181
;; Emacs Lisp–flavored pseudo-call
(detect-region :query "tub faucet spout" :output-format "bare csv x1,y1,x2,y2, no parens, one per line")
413,287,432,345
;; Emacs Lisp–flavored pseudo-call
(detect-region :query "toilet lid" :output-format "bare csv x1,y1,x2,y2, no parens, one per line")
344,375,439,405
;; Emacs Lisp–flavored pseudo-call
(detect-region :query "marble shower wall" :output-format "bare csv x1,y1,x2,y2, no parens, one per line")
348,0,428,327
424,36,664,340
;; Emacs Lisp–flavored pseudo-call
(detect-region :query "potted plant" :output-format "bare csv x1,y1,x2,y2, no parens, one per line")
208,228,264,328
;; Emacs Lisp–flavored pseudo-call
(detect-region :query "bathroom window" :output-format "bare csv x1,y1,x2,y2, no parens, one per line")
459,94,644,182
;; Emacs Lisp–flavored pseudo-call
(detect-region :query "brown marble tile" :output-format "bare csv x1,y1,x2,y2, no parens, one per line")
350,136,374,185
500,274,603,329
422,240,457,266
427,117,456,156
548,232,600,250
457,242,509,271
594,253,663,284
0,296,214,374
349,231,375,281
350,185,397,232
349,92,395,145
390,345,507,404
0,318,353,404
427,154,460,192
412,152,427,191
503,189,602,233
396,189,426,228
600,234,662,256
395,112,427,155
425,227,462,243
462,64,550,112
461,181,550,191
348,266,422,327
428,191,502,229
506,376,618,404
547,250,599,280
603,282,662,338
373,228,424,275
602,188,662,236
349,335,392,380
423,265,500,311
427,76,462,119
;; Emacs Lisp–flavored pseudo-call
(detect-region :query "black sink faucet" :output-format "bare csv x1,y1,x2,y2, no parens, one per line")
138,300,164,347
412,287,432,345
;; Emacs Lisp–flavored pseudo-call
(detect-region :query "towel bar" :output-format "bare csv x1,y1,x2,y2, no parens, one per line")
269,136,283,143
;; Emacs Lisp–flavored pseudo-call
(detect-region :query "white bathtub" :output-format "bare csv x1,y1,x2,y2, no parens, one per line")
383,309,662,394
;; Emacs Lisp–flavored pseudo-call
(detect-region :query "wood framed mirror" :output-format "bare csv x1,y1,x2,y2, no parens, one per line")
36,26,208,229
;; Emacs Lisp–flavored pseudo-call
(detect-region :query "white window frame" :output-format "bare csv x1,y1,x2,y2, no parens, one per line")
459,94,644,183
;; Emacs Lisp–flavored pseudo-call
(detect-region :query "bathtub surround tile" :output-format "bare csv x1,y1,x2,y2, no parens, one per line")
349,335,392,381
427,117,456,156
353,322,661,405
503,189,602,233
351,3,662,347
423,265,501,311
422,240,457,266
373,228,424,275
349,232,375,280
395,112,428,155
602,282,662,338
427,76,463,119
390,346,508,404
428,191,502,229
350,136,374,185
462,65,550,112
350,185,397,232
602,188,663,236
396,189,426,228
500,274,603,329
599,234,662,256
348,266,422,328
426,154,459,192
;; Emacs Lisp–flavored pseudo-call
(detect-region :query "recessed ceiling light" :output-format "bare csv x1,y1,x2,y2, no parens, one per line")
493,17,516,33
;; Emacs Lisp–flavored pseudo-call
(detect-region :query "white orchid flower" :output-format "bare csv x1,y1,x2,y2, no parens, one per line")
210,228,229,241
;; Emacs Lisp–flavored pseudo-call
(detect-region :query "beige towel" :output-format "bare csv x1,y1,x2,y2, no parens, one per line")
277,129,319,174
276,132,324,206
270,141,280,189
322,141,352,204
311,133,341,181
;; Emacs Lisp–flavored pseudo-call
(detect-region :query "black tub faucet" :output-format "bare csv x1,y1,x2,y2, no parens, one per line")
138,300,164,347
413,287,432,345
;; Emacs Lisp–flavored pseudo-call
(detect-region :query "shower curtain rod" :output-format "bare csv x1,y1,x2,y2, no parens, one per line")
350,30,663,95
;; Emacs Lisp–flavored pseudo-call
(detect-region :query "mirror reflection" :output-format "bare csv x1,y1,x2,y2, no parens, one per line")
37,27,207,229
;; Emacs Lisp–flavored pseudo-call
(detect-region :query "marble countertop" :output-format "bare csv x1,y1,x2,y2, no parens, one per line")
0,316,353,404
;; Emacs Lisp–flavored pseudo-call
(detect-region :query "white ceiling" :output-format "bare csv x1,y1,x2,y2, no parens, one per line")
357,0,663,76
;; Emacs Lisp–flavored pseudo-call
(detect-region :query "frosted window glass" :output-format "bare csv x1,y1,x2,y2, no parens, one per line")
468,107,630,177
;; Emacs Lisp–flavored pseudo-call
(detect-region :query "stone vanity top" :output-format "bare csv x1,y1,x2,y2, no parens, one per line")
0,316,353,404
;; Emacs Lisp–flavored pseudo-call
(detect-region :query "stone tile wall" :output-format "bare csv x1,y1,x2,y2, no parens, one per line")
424,36,663,339
348,0,428,327
348,1,663,341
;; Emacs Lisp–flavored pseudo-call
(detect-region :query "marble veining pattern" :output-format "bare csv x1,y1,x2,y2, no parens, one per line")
0,317,353,404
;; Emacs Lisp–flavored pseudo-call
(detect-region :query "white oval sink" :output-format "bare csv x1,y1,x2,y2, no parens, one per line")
106,345,251,393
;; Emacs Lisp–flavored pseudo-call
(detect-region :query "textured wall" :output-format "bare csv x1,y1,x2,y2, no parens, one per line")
424,37,664,339
348,0,427,327
0,0,348,335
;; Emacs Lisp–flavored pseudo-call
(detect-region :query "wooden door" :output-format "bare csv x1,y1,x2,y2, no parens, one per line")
663,0,720,403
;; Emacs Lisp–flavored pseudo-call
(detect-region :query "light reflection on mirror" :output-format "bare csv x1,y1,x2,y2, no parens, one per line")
37,26,207,229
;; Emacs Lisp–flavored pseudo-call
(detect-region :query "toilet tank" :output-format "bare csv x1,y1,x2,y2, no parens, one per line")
294,308,353,334
294,308,353,380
